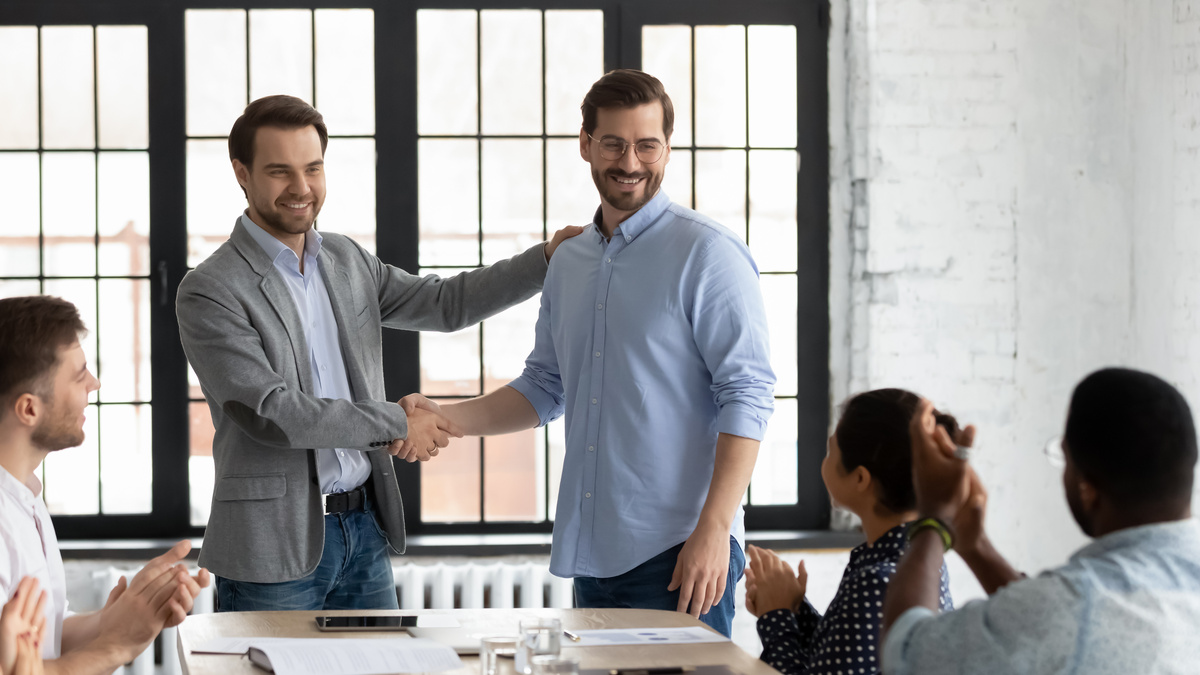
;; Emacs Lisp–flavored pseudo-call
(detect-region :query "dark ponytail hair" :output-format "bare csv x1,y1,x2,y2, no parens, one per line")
834,388,959,514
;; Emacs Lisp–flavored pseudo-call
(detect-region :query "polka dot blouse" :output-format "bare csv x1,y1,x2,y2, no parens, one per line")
756,523,953,675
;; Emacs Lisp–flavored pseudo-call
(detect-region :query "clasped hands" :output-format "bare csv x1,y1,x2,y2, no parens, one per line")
387,394,464,463
744,545,807,618
910,400,988,555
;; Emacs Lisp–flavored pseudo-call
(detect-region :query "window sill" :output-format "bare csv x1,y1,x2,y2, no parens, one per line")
57,530,865,560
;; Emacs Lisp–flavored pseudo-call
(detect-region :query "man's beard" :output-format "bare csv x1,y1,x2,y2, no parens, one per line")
592,167,662,214
31,400,85,452
255,198,320,235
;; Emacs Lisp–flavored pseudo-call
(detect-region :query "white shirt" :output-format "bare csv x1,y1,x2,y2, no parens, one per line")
0,463,68,658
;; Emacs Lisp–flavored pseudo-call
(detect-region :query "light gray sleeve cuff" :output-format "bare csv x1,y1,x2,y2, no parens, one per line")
882,606,937,675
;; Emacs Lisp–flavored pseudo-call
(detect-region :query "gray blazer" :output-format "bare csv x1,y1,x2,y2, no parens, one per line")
177,219,547,582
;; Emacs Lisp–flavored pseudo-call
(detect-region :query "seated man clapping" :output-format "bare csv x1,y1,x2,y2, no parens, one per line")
883,368,1200,675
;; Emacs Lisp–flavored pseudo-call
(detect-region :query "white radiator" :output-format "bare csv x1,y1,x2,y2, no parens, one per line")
93,559,570,674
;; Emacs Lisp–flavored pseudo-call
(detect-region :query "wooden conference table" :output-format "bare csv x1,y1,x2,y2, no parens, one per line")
177,608,779,675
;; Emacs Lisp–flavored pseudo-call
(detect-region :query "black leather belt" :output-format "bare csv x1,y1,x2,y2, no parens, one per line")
322,483,369,514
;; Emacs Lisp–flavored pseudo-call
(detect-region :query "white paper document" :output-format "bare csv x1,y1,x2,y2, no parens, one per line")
568,627,730,647
247,638,462,674
193,637,293,654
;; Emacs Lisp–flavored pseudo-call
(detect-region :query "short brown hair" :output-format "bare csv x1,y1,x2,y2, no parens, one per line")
0,296,87,416
581,69,674,140
228,94,329,167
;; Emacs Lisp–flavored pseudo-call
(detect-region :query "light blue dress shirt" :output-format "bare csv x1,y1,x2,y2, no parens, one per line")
883,519,1200,675
240,214,371,494
509,190,775,579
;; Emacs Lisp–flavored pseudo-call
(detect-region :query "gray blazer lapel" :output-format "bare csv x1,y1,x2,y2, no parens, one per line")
318,252,369,399
229,222,314,395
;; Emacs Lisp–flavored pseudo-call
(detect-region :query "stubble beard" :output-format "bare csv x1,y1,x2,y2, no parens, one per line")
30,399,85,452
592,167,662,214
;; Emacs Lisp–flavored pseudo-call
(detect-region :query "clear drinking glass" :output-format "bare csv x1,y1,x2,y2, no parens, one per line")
480,636,520,675
516,618,562,675
531,655,581,675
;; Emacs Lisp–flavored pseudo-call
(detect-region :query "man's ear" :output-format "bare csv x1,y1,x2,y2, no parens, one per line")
1078,475,1100,512
232,159,250,188
10,393,40,428
580,129,590,161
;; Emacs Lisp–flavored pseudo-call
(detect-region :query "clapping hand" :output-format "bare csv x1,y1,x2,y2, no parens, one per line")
744,545,806,617
1,577,46,674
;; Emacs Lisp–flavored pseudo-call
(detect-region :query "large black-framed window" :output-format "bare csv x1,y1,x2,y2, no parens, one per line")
0,0,829,539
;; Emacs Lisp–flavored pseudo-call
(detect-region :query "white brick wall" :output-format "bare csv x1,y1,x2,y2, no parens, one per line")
833,0,1200,574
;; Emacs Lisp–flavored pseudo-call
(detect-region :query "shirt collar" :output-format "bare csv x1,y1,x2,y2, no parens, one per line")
239,212,323,268
849,522,909,565
1069,518,1200,562
590,190,671,243
0,462,42,503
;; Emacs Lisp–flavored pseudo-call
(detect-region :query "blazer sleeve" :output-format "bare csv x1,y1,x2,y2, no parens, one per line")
368,241,549,332
177,267,408,451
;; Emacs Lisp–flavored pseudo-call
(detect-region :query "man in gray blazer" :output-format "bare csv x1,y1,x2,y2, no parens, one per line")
176,95,581,611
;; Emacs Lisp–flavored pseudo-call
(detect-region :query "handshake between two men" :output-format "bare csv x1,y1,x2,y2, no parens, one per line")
382,396,465,463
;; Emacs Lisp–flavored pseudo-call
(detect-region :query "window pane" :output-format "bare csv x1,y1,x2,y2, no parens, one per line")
189,400,216,527
748,26,797,148
100,404,152,514
419,268,481,396
41,26,95,149
749,150,798,273
641,26,692,147
0,153,41,277
0,27,39,149
0,281,41,298
315,9,375,135
760,274,797,397
422,400,481,523
417,10,477,136
545,10,603,135
321,138,376,255
97,26,149,149
42,153,96,277
97,279,152,403
482,139,543,264
482,295,539,392
750,398,797,505
483,429,540,521
660,148,692,210
695,150,746,240
547,417,565,521
249,10,313,104
694,26,746,148
186,10,247,137
98,152,151,277
187,139,246,268
546,138,596,232
480,10,541,135
43,279,98,370
42,406,99,515
419,139,479,266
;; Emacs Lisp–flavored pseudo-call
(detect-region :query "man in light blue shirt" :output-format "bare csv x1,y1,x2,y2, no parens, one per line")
882,368,1200,674
403,70,775,636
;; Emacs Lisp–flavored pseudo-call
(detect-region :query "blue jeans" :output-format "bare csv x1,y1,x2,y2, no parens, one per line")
215,491,399,611
573,535,745,637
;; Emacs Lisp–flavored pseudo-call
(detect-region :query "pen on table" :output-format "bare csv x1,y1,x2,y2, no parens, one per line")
563,629,581,642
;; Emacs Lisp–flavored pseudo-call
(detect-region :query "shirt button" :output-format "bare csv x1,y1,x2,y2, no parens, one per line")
588,446,595,452
338,451,344,457
591,398,598,405
606,258,612,263
624,236,631,242
597,303,603,310
594,351,600,358
585,492,592,498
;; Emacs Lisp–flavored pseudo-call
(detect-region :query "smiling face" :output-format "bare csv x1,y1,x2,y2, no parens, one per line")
30,340,99,452
580,102,670,222
233,125,326,241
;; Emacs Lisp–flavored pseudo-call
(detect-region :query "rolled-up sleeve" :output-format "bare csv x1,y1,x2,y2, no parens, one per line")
508,275,566,426
691,235,775,441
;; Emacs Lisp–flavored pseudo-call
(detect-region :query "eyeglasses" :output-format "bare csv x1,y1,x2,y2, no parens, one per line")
587,133,666,164
1044,436,1066,469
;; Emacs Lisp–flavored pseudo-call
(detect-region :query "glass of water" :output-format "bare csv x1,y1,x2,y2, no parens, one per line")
480,636,520,675
531,655,580,675
516,618,562,675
